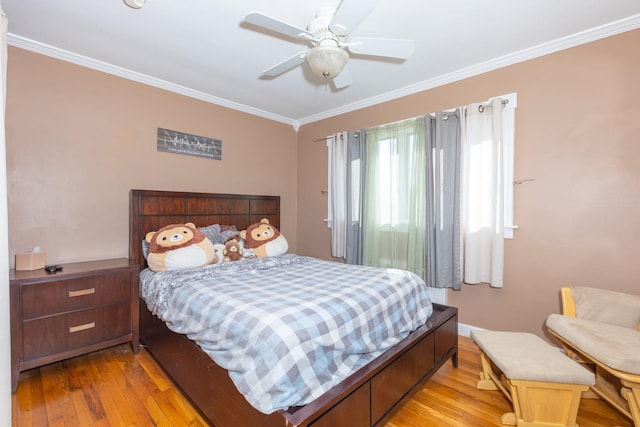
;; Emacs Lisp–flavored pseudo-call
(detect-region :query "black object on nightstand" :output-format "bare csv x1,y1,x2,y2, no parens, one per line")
44,265,63,274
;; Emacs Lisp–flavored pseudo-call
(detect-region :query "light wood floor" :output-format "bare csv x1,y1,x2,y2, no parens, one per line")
12,336,632,426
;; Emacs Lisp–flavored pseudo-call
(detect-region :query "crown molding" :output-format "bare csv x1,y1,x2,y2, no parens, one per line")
7,34,298,128
8,13,640,131
296,14,640,126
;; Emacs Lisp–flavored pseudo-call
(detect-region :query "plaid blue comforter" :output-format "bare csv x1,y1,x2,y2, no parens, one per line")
140,254,433,414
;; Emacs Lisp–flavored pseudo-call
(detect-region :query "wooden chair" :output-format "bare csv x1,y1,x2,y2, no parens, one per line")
546,286,640,426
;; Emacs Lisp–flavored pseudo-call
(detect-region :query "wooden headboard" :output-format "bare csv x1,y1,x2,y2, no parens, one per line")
129,189,281,268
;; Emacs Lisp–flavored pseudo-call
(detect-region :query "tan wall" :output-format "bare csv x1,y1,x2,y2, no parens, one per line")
6,48,298,265
296,29,640,337
7,30,640,338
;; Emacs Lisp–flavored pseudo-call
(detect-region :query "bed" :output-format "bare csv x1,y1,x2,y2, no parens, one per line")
129,189,458,427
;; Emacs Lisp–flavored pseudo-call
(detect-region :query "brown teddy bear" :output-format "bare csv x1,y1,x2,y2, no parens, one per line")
223,236,243,262
240,218,288,258
145,222,217,271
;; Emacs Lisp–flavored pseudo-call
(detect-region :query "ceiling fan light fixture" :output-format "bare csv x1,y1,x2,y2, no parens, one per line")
123,0,146,9
306,45,348,79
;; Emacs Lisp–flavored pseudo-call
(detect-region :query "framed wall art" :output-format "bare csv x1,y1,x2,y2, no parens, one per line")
157,128,222,160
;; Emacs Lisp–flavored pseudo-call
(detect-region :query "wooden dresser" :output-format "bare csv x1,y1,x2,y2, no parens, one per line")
10,258,139,391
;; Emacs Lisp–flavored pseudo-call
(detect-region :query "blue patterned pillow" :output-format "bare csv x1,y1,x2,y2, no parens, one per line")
199,224,239,244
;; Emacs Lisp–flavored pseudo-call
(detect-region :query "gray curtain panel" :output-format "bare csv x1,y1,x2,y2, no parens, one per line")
345,129,365,265
425,111,462,290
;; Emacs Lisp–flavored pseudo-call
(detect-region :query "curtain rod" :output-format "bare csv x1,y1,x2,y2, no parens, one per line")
313,99,510,141
313,133,347,143
477,98,509,113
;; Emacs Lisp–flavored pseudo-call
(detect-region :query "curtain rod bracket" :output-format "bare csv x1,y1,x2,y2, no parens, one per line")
513,178,535,185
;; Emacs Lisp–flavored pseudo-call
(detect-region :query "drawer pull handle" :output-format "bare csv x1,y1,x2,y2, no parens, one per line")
68,288,95,298
69,322,95,333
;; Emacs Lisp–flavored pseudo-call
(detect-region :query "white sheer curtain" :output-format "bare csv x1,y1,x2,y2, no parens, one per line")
461,98,505,287
327,132,348,258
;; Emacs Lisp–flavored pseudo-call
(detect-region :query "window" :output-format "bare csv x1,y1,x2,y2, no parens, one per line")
374,134,421,229
327,93,516,288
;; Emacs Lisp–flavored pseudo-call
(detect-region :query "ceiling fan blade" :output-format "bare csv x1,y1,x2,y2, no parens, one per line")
347,37,415,59
262,51,307,77
332,63,352,89
329,0,378,36
245,12,314,40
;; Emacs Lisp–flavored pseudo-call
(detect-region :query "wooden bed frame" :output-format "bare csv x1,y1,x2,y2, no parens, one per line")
130,189,458,427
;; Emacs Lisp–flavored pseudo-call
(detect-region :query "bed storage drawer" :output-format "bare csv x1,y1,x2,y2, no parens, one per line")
21,302,131,360
309,382,370,427
370,333,435,423
434,313,458,362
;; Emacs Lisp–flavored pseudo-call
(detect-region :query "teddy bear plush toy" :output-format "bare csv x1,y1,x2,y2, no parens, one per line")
240,218,288,258
145,222,217,271
223,236,244,262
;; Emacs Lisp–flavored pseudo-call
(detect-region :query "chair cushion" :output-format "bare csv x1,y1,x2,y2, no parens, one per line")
571,286,640,329
547,313,640,374
471,330,595,385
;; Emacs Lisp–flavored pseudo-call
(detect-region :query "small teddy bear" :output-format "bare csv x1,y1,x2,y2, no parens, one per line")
223,236,243,262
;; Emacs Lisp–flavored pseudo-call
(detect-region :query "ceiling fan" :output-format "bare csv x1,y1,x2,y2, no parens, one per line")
244,0,415,89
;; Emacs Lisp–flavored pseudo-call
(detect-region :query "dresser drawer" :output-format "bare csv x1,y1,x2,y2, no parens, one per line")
21,271,131,320
21,302,131,361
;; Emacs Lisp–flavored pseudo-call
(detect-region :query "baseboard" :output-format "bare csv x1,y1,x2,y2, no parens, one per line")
458,322,485,337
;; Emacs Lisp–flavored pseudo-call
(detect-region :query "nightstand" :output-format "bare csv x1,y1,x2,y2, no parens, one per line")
10,258,139,392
